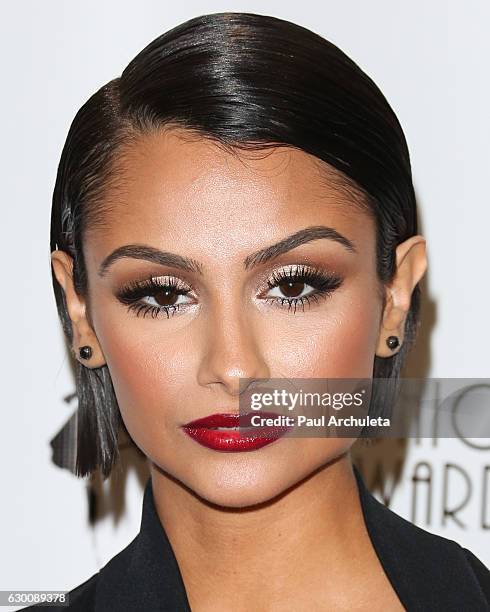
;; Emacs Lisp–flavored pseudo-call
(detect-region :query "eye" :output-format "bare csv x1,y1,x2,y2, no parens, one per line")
116,276,195,319
262,264,343,314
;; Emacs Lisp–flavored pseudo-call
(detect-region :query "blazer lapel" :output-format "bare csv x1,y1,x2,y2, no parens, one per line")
353,465,487,610
95,478,192,611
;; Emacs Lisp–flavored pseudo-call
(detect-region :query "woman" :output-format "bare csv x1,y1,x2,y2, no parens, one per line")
25,11,490,611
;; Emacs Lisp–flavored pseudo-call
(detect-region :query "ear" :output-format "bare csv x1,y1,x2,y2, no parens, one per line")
51,250,106,368
376,235,427,358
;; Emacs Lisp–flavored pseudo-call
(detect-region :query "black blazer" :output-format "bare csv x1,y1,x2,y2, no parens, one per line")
24,466,490,611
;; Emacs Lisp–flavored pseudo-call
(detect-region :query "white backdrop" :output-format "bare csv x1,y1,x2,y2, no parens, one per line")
1,1,489,608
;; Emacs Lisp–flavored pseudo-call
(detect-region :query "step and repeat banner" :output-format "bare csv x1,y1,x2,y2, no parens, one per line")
2,0,488,606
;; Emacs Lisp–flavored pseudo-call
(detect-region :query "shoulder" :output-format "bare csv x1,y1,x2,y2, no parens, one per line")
363,488,490,608
64,573,99,610
19,573,99,611
18,531,142,611
462,546,490,603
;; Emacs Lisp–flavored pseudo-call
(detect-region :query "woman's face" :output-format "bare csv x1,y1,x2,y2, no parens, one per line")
79,129,385,507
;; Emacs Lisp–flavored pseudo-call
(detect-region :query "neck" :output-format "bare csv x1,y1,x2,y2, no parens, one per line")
150,453,371,610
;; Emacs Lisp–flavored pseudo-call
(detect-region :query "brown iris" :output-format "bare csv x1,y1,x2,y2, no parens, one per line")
153,289,180,306
279,281,305,298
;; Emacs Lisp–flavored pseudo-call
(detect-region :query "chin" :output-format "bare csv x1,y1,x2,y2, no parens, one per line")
176,452,319,510
190,474,295,509
149,437,352,509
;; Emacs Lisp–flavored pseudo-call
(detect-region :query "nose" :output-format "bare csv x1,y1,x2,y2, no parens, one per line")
196,301,270,397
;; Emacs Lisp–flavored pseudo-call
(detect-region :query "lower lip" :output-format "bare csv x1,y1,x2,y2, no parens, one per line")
181,423,290,452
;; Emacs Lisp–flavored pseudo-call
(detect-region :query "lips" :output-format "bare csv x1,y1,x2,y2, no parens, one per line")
181,411,291,452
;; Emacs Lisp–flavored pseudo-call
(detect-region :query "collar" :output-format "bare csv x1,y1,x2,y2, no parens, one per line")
95,464,485,611
353,465,486,610
95,476,192,611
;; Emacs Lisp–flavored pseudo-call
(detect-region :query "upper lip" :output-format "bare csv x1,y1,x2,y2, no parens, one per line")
181,385,295,428
182,411,283,428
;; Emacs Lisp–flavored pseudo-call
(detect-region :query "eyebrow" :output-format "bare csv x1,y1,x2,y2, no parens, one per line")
97,225,357,277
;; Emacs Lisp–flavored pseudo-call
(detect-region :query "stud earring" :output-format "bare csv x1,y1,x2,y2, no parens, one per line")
79,345,93,360
386,335,400,350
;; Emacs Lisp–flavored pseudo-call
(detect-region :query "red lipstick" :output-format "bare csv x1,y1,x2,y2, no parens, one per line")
181,412,291,452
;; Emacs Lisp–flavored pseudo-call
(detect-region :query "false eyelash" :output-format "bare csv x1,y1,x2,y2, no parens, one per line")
116,276,193,319
263,264,343,314
116,264,343,319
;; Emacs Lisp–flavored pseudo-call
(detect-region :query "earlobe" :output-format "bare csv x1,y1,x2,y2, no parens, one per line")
375,289,406,358
51,250,107,369
375,235,427,358
74,341,106,369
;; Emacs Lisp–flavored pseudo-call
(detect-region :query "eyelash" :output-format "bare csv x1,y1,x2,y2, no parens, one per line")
116,264,343,319
116,276,193,319
263,264,343,314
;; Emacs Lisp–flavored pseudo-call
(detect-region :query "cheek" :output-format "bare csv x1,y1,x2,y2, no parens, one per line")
264,291,381,378
92,311,196,448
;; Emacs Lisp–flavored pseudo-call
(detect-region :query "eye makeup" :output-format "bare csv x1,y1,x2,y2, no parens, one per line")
114,263,344,319
115,275,195,319
261,263,343,314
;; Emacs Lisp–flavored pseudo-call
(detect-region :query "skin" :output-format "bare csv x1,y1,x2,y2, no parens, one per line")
52,128,427,610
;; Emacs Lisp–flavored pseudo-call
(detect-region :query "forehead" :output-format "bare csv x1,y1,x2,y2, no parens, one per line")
85,128,374,262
